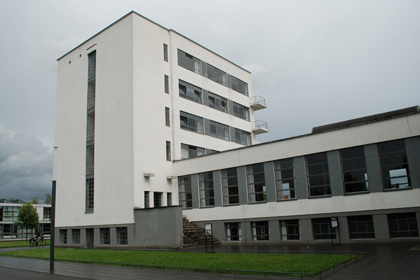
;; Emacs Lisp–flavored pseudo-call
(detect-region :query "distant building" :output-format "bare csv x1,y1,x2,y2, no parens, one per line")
54,11,419,248
0,199,51,240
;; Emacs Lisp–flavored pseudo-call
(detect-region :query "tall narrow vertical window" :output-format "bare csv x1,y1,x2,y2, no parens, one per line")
275,158,296,200
166,141,171,161
199,172,214,207
144,191,149,208
178,175,192,209
85,178,94,213
163,43,168,62
167,193,172,206
247,163,266,203
222,168,239,205
377,139,410,189
164,75,169,94
72,229,80,244
306,153,331,197
86,51,96,213
60,230,68,244
165,107,170,127
340,146,368,193
154,192,162,208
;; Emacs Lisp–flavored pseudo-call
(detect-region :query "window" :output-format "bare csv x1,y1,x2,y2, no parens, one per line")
222,168,239,205
247,163,266,203
86,145,94,176
164,75,169,94
88,51,96,80
274,159,296,200
60,229,67,244
154,192,162,208
100,228,110,245
199,172,214,207
86,112,95,142
163,43,168,62
312,218,336,240
209,121,230,140
234,128,251,146
306,153,331,197
87,80,96,110
117,227,128,245
180,111,204,134
348,215,375,239
226,223,242,241
181,144,205,159
252,221,269,240
165,107,170,127
166,141,171,161
43,207,52,221
144,191,149,208
179,80,202,103
208,92,228,113
167,193,172,206
85,178,94,213
178,175,192,209
388,212,419,238
340,146,368,193
206,64,227,86
72,229,80,244
177,49,201,74
231,76,248,96
233,102,250,121
377,139,410,189
280,220,300,240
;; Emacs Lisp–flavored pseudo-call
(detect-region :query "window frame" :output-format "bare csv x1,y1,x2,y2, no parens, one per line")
180,111,204,134
347,215,375,239
178,175,193,209
340,146,369,194
233,102,250,121
377,139,411,190
274,158,296,200
222,168,239,205
199,172,215,207
251,221,270,241
247,163,266,203
226,222,242,241
209,120,230,141
280,220,300,240
306,153,331,197
388,212,419,238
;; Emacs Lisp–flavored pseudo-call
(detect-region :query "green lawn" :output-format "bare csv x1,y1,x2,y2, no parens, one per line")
0,248,359,275
0,239,50,248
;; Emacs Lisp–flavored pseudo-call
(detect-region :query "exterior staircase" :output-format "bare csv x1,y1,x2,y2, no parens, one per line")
183,216,220,247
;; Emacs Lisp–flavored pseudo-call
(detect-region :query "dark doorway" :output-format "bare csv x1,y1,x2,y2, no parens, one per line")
86,228,94,249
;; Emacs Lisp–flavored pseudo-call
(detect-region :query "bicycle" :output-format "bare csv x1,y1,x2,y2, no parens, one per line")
29,236,46,246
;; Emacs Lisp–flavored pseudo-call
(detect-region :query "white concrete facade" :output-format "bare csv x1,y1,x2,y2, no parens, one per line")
54,12,259,239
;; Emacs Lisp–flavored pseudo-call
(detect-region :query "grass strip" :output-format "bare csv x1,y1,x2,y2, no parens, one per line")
0,248,358,275
0,240,50,248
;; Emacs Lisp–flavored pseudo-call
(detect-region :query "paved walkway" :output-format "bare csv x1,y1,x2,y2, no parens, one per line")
0,241,419,279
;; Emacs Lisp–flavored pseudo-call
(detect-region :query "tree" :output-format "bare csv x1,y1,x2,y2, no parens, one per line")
15,203,39,241
44,193,52,204
29,197,40,204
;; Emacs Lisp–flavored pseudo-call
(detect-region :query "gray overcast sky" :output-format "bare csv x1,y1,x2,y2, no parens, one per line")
0,0,419,201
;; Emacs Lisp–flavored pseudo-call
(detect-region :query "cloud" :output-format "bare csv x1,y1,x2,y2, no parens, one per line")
0,123,53,201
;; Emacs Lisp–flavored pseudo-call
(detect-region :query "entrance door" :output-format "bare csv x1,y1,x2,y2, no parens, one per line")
86,229,94,249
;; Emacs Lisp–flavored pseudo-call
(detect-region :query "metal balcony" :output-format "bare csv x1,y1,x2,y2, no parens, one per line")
252,120,269,134
250,96,267,111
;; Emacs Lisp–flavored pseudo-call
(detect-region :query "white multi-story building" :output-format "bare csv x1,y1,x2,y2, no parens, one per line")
54,11,419,248
54,11,267,248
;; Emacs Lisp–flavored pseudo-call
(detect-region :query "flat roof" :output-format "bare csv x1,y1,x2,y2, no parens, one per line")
57,11,251,73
